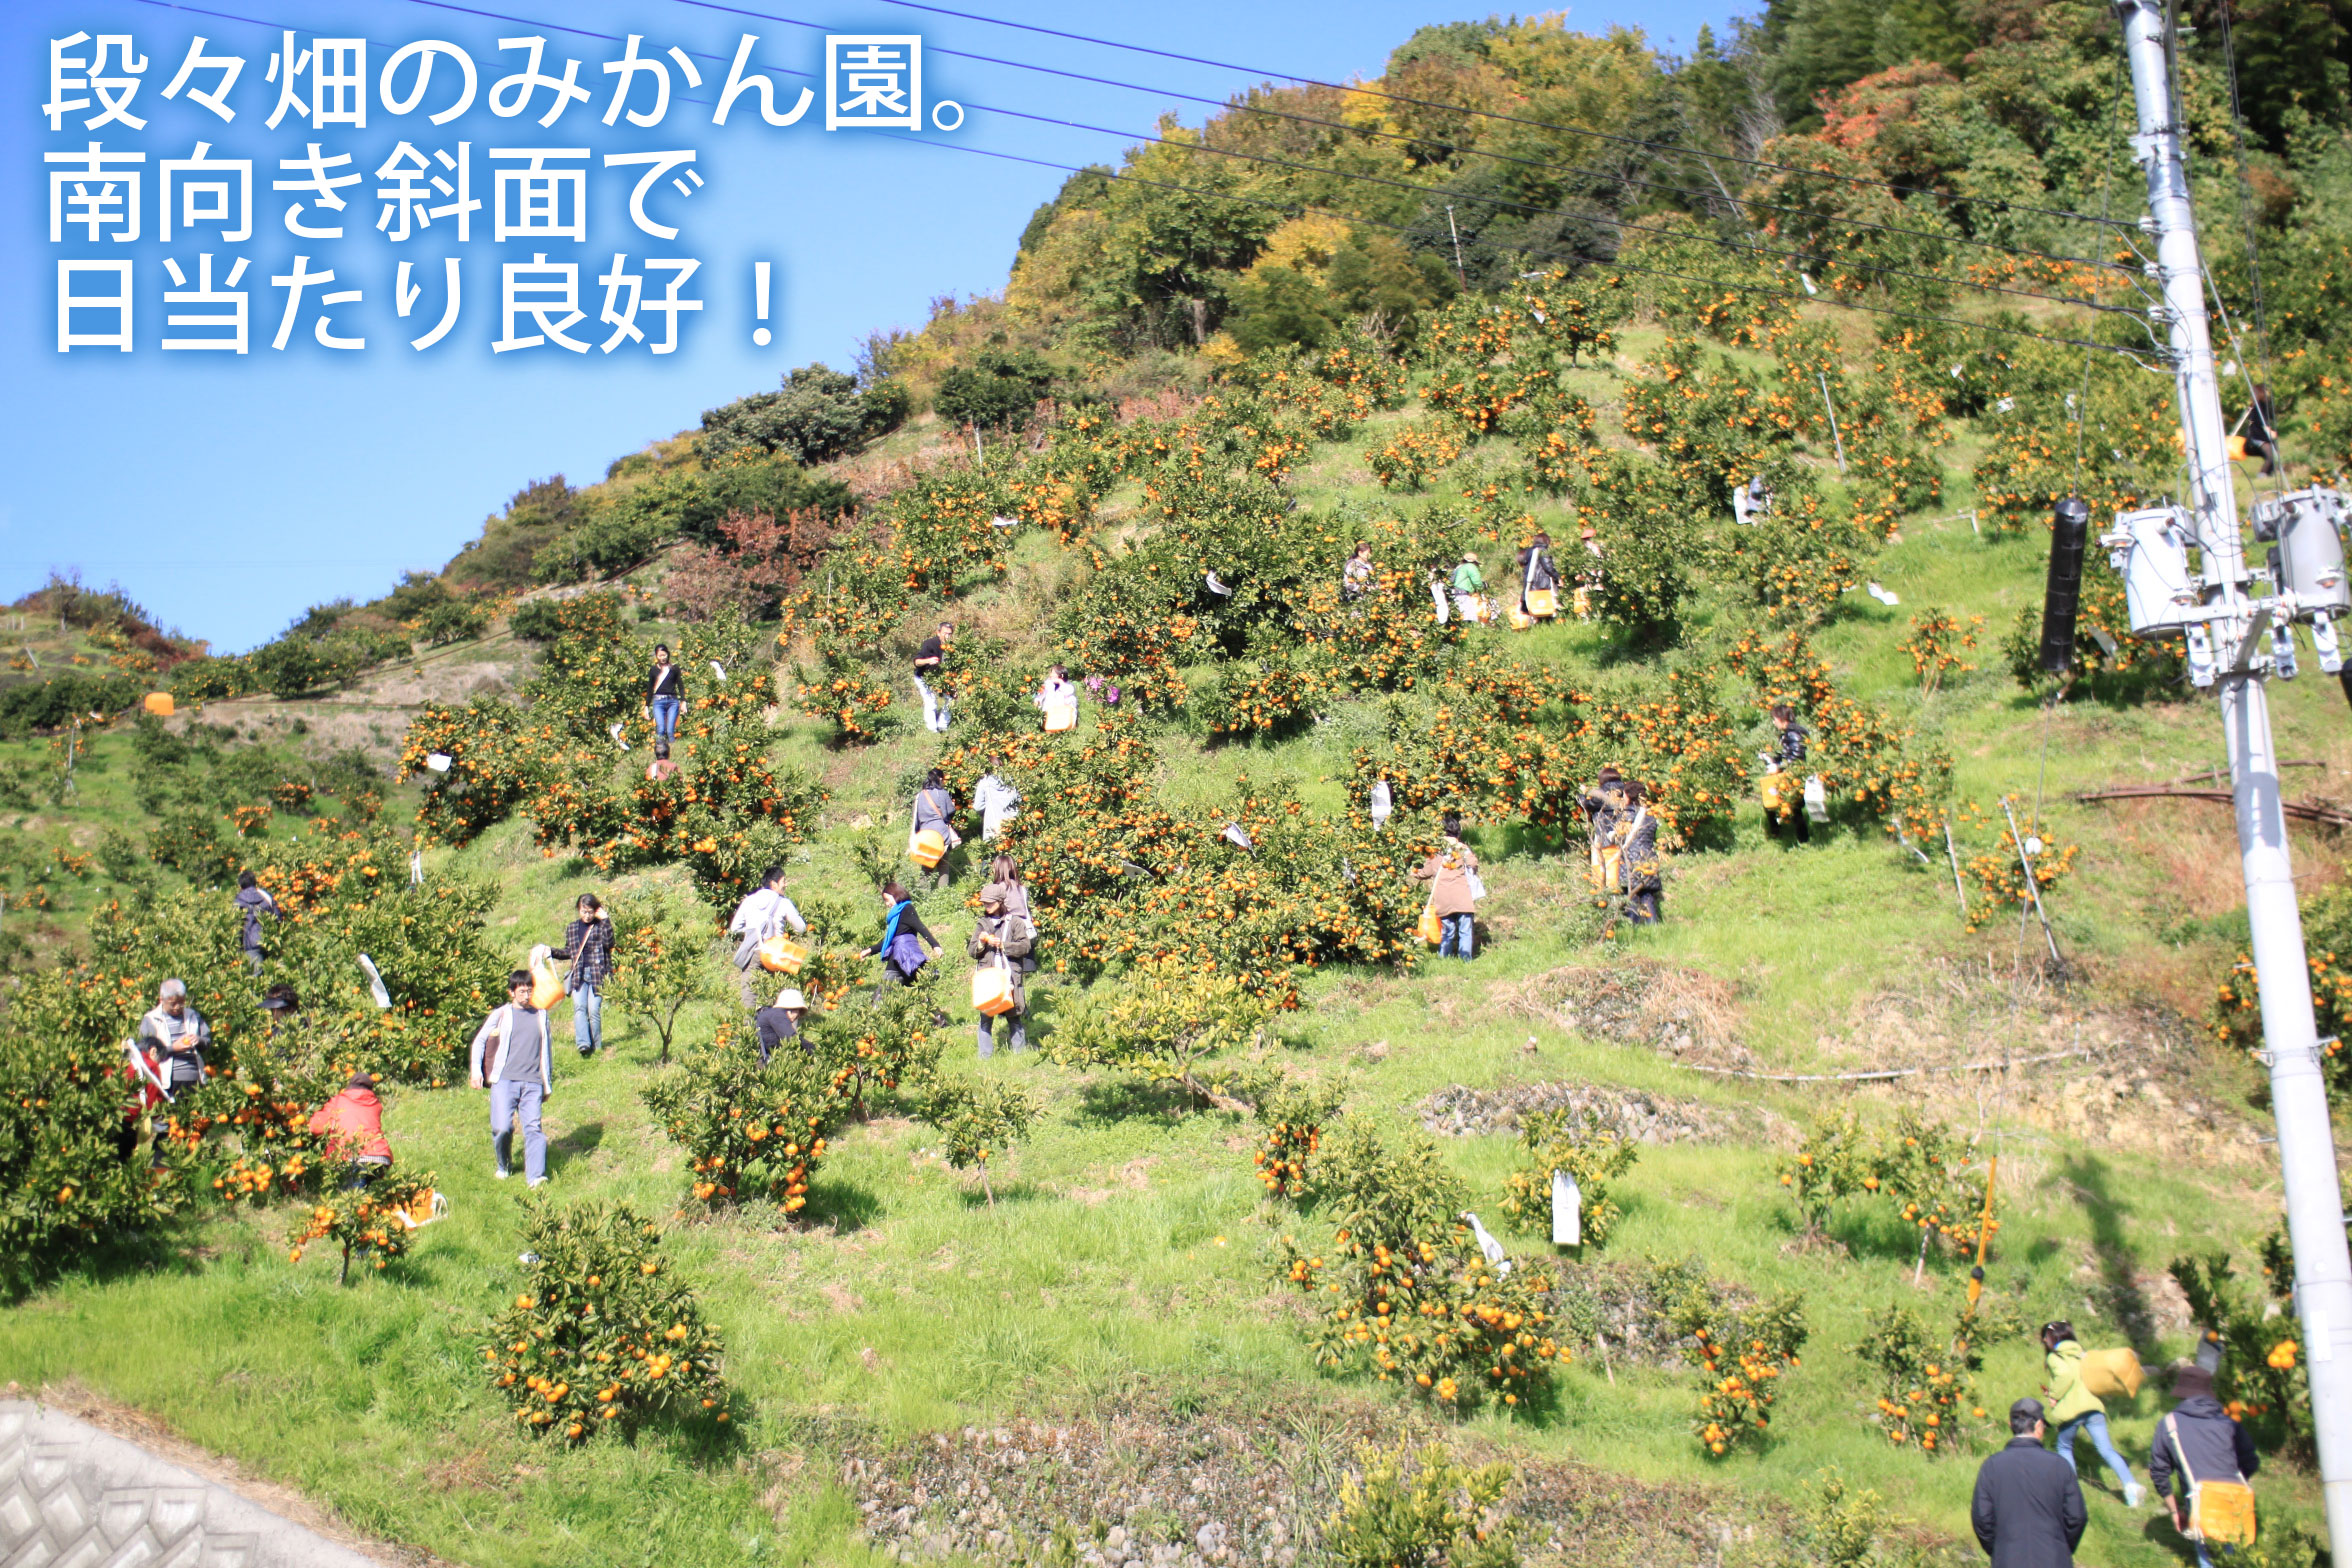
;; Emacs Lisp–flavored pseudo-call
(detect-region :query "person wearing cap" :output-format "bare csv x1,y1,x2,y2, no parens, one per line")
754,988,810,1066
261,982,301,1040
2042,1320,2143,1505
308,1071,393,1188
967,886,1034,1056
1973,1397,2088,1568
468,970,554,1186
1448,552,1485,624
2149,1363,2260,1568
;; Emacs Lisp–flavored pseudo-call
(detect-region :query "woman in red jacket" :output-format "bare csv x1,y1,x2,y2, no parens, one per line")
309,1071,394,1188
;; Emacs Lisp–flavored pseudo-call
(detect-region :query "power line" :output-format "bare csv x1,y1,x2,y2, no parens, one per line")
672,0,2141,294
820,0,2134,233
672,0,2133,279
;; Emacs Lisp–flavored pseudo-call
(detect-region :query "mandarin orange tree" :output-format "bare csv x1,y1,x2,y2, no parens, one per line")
1046,955,1271,1108
803,977,943,1119
1854,1298,2011,1457
1277,1115,1565,1413
1679,1292,1808,1457
2213,882,2352,1106
285,1167,438,1284
0,959,192,1296
2172,1230,2318,1462
484,1201,730,1444
641,1027,837,1213
1254,1077,1349,1203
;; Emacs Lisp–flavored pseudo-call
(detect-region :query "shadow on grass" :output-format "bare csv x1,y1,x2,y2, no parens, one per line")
549,1118,605,1172
2057,1152,2150,1346
956,1178,1047,1209
803,1176,883,1233
1072,1076,1202,1126
2139,1512,2198,1565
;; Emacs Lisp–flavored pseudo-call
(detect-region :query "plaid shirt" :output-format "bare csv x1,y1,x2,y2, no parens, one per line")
556,917,614,986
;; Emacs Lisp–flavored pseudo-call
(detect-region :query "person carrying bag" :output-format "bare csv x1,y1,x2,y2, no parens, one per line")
967,887,1034,1056
2152,1364,2260,1568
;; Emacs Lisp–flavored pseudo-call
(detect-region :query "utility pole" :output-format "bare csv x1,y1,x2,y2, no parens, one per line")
2116,2,2352,1556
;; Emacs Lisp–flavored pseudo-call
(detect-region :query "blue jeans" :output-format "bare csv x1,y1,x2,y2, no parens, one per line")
2056,1412,2135,1493
1440,912,1475,960
570,981,602,1053
490,1079,546,1183
650,695,681,741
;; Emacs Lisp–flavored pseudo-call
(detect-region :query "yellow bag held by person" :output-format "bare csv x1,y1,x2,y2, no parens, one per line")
972,960,1018,1017
1760,770,1788,815
2168,1413,2257,1547
1416,892,1443,946
1507,606,1534,632
910,829,947,869
1043,700,1077,733
1526,587,1559,618
527,946,565,1011
757,935,810,975
2081,1346,2143,1400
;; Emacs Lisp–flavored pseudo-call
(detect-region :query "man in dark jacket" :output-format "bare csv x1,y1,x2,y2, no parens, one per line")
2150,1365,2260,1568
1973,1398,2088,1568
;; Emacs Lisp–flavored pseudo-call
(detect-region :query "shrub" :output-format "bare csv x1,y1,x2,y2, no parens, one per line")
1254,1077,1348,1202
1046,956,1271,1108
1897,609,1982,692
168,655,253,701
805,981,943,1118
605,892,724,1065
285,1168,438,1283
2172,1229,2317,1462
1777,1109,1994,1269
1853,1297,2013,1456
0,968,191,1296
418,599,486,646
2213,881,2352,1110
0,670,142,737
936,348,1053,429
1682,1292,1808,1456
508,597,565,642
1324,1441,1520,1568
483,1202,730,1442
1497,1109,1639,1250
917,1076,1038,1205
641,1032,837,1212
700,363,879,465
1281,1116,1566,1412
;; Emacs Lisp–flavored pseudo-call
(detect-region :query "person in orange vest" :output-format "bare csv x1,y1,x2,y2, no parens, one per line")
308,1071,394,1189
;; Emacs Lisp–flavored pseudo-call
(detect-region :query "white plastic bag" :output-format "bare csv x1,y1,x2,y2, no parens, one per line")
1803,774,1829,823
1552,1167,1582,1246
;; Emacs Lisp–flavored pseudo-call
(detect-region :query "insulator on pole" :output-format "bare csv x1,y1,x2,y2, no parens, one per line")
2039,498,2091,673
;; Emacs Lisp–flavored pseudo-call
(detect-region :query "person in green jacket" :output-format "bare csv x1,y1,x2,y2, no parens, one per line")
1449,552,1485,624
2042,1320,2144,1505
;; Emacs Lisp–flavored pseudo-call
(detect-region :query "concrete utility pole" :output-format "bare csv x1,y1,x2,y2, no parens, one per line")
2116,2,2352,1556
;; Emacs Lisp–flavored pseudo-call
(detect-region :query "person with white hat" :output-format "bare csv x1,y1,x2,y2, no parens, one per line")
754,987,809,1065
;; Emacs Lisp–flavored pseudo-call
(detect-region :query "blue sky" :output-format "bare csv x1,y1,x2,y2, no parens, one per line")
4,0,1737,652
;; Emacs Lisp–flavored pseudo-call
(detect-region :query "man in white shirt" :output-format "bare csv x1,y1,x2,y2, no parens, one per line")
726,863,808,1008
